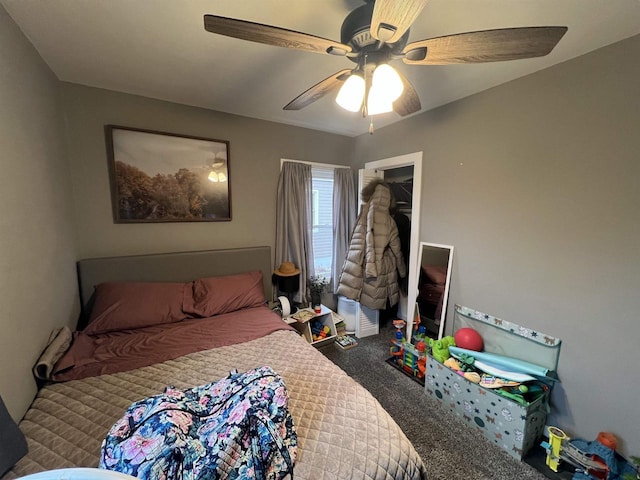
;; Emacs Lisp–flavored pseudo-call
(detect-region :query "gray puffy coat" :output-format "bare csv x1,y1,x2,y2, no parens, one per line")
337,183,406,309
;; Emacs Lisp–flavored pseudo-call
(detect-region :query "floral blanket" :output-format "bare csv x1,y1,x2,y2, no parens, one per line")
100,366,297,480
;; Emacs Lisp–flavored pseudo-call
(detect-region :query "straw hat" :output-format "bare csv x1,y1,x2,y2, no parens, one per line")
274,261,300,277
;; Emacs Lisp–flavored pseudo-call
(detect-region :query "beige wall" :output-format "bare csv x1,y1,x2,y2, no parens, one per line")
353,35,640,455
0,7,79,419
60,83,353,259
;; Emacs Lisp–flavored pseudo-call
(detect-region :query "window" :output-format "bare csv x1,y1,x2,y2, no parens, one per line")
278,159,353,292
311,166,334,280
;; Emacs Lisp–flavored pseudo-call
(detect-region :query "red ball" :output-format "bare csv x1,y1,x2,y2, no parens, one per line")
454,327,484,351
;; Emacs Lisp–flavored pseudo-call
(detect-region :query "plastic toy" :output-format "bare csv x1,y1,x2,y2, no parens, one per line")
415,341,427,377
541,427,640,480
443,352,543,395
413,325,427,344
455,352,476,372
449,346,549,377
462,371,481,383
402,343,422,376
597,432,618,451
390,337,427,380
392,319,406,330
454,327,484,351
444,357,461,370
311,321,331,341
428,336,456,363
545,426,566,472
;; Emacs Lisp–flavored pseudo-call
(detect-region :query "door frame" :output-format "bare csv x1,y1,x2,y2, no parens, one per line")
364,152,422,339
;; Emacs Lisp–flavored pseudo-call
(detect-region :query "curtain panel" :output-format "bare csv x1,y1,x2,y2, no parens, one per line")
275,161,313,304
332,168,356,292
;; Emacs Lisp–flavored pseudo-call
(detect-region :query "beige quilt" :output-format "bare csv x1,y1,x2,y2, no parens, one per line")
5,330,426,480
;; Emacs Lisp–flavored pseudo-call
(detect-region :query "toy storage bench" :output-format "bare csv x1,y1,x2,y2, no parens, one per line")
424,305,561,460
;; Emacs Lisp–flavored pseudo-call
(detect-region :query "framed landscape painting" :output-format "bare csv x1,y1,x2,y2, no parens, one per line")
105,125,231,223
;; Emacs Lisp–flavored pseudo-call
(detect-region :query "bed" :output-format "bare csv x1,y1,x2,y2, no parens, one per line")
3,246,426,480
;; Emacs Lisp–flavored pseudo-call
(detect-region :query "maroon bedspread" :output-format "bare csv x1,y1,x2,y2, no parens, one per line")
52,306,293,382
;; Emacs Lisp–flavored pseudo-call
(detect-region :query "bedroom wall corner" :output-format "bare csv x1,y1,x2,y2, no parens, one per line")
0,5,80,420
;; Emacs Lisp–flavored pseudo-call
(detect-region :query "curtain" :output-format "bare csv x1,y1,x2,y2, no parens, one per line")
331,168,356,292
275,161,313,304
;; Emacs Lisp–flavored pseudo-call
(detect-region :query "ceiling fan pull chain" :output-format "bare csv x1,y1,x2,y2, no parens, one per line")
361,54,370,118
369,118,375,135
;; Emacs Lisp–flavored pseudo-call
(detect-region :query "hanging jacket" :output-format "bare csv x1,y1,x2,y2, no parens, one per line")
337,182,406,309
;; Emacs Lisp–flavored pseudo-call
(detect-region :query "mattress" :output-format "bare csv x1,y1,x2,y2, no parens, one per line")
5,329,426,480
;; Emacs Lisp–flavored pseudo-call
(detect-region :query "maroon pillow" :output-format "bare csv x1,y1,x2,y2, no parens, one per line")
422,265,447,285
183,271,266,318
84,282,187,335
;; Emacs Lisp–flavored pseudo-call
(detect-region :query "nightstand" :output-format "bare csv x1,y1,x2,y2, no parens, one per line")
288,305,337,347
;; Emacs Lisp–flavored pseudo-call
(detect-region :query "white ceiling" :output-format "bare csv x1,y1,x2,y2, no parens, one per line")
3,0,640,137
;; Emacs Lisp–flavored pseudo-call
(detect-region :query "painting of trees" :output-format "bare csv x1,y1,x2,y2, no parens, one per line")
106,126,230,222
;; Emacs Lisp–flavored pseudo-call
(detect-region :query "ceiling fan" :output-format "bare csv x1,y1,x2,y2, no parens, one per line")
204,0,567,117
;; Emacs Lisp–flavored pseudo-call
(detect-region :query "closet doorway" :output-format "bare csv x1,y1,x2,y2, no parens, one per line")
360,152,422,338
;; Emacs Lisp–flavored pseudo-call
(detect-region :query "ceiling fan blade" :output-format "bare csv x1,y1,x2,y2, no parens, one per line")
403,26,568,65
393,70,421,117
283,70,353,111
371,0,429,43
204,15,352,56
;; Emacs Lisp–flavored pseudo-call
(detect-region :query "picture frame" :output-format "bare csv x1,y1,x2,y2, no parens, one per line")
105,125,231,223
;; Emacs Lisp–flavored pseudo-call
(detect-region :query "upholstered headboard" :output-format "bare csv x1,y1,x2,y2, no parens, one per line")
77,246,273,318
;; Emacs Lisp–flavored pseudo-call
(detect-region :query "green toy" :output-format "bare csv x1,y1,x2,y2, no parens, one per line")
456,352,476,372
428,336,456,363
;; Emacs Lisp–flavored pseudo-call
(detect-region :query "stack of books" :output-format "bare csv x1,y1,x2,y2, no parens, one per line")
335,334,358,350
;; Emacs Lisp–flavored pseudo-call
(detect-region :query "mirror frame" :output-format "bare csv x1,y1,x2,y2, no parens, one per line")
414,242,454,340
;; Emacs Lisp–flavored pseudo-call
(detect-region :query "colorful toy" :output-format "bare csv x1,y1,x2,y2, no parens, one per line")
462,371,481,383
454,327,484,351
545,426,566,472
398,342,425,378
541,427,639,480
428,336,456,363
392,319,406,330
444,357,461,370
416,341,427,377
413,325,427,344
390,334,428,381
311,320,331,341
392,319,406,342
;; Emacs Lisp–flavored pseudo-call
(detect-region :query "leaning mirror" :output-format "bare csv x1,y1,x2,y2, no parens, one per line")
416,242,454,340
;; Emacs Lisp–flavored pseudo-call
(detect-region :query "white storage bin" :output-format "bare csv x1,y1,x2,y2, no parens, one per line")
337,296,379,338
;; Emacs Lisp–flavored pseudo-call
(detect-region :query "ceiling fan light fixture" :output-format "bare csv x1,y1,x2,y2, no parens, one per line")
336,73,365,112
207,171,227,183
367,84,394,115
372,63,404,102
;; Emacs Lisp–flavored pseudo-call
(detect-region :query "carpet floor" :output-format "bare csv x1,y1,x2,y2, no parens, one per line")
317,321,551,480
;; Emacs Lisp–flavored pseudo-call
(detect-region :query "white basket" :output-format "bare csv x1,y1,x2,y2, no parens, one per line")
337,296,379,338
